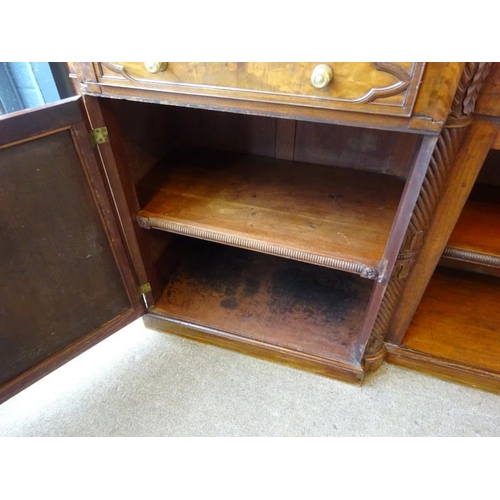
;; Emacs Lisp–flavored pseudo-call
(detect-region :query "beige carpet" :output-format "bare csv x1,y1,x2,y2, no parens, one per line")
1,318,499,437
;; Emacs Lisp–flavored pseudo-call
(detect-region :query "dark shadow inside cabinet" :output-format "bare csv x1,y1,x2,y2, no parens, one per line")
103,98,424,380
402,147,500,387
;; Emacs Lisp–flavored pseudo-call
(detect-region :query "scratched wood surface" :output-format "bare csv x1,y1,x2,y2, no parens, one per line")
137,147,405,274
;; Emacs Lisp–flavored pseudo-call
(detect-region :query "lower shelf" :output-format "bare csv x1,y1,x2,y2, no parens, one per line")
442,194,500,276
389,266,500,392
146,238,372,382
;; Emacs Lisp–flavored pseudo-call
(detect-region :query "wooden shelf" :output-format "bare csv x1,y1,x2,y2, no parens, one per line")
391,179,500,393
146,237,373,381
443,197,500,273
137,148,405,279
403,267,500,377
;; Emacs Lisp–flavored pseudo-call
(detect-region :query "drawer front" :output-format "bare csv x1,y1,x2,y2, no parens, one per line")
96,62,425,117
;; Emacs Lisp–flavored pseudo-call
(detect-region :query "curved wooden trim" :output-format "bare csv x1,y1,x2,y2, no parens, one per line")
101,62,138,81
98,62,424,117
102,62,415,106
363,347,386,373
353,62,411,104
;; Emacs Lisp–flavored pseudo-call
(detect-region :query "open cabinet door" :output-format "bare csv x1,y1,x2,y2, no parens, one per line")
0,96,144,404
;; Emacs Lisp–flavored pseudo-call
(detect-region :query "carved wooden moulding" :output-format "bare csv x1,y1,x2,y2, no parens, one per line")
365,62,494,365
95,62,426,117
442,247,500,269
137,215,379,280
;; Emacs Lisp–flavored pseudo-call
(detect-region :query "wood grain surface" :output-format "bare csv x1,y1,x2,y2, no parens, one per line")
0,130,130,386
403,267,500,374
446,198,500,260
98,62,425,117
137,148,405,275
70,62,467,132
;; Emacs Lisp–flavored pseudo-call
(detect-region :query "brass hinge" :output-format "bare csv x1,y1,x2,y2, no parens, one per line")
89,127,109,147
138,282,152,295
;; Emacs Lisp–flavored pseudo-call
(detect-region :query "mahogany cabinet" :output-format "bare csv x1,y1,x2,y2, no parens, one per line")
385,63,500,393
0,62,485,403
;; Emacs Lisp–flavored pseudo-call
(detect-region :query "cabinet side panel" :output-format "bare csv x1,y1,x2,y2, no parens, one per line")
0,130,131,386
104,98,180,184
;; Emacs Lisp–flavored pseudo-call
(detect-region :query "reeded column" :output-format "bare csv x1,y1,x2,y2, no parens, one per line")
364,63,493,369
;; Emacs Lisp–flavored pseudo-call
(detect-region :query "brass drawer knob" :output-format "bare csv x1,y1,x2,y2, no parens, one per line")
311,64,334,89
144,62,168,74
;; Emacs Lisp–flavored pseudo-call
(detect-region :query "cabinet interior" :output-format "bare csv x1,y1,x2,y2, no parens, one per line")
441,150,500,277
404,147,500,376
103,98,424,376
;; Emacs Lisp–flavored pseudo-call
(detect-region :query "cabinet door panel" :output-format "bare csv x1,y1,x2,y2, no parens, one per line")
0,97,142,403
